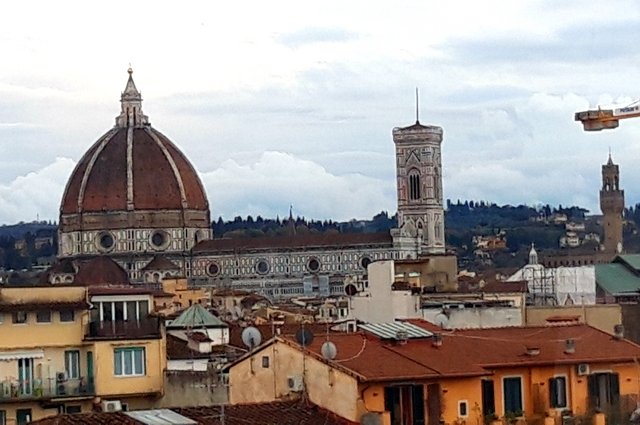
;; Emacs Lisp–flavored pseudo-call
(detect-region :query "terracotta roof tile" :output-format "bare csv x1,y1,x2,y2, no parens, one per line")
0,300,89,313
166,334,210,360
30,400,356,425
276,324,640,382
193,232,392,253
60,127,209,215
73,256,130,285
142,255,180,271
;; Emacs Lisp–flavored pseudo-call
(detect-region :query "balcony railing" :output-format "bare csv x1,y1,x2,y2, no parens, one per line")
0,377,95,402
85,317,162,340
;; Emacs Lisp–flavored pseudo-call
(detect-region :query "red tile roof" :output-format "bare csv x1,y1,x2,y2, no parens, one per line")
192,232,392,253
227,323,337,350
166,334,210,360
276,324,640,382
142,256,180,271
61,127,208,215
0,300,89,313
280,332,487,381
74,256,130,285
30,400,356,425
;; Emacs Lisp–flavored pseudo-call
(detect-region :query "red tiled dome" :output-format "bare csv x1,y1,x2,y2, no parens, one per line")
60,126,208,214
59,69,210,232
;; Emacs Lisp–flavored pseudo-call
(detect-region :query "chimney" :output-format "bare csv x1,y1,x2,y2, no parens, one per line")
395,330,409,345
564,339,576,354
432,333,443,348
614,324,624,340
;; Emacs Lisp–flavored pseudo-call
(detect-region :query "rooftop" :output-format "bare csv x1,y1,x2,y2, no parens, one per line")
29,400,356,425
168,304,227,329
269,323,640,383
192,232,392,253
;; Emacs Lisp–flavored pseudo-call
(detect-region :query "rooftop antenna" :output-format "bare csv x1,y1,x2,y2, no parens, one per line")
415,87,420,124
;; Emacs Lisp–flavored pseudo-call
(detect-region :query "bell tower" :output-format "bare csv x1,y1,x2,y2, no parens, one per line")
392,118,445,255
600,153,624,254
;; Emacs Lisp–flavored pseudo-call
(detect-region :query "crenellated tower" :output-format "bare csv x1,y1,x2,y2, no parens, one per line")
600,153,624,254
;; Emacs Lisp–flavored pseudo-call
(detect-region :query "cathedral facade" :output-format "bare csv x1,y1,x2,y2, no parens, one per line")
56,71,451,297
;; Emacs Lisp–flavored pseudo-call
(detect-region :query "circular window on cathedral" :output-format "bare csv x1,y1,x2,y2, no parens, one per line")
307,257,321,273
256,259,270,275
96,231,115,252
207,262,220,277
150,230,170,250
360,256,372,270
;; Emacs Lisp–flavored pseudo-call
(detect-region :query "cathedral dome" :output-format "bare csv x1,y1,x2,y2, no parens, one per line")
59,69,210,232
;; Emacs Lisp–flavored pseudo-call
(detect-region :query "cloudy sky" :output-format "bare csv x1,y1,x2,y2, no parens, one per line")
2,1,640,224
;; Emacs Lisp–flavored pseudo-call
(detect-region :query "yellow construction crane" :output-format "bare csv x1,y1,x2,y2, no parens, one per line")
575,101,640,131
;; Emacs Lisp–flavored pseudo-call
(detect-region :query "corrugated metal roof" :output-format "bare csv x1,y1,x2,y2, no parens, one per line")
595,263,640,295
358,321,433,339
125,410,197,425
616,254,640,272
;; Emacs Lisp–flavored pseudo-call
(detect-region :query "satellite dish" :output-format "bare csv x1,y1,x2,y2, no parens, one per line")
295,328,314,347
241,326,262,349
345,283,358,296
321,341,337,360
434,313,449,328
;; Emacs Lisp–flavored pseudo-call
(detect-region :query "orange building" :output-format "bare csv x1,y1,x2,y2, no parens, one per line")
226,322,640,425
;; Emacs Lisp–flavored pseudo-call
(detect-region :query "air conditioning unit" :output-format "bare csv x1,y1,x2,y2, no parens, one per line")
56,372,67,382
102,400,122,412
287,375,304,392
577,363,590,376
57,383,67,396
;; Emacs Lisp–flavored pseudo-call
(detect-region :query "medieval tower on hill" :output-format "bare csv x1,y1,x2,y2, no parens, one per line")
600,153,624,254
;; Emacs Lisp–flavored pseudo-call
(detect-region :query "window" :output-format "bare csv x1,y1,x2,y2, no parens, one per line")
549,376,567,408
385,384,426,425
60,310,75,322
588,373,620,409
262,356,270,368
65,350,80,380
12,311,27,324
36,310,51,323
458,400,468,417
503,377,523,415
408,171,421,200
114,347,145,376
65,405,82,414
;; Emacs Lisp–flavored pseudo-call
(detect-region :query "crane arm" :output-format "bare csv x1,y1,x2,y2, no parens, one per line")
575,104,640,131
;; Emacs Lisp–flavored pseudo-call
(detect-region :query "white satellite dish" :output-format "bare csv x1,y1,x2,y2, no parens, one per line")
241,326,262,349
321,341,337,360
434,313,449,328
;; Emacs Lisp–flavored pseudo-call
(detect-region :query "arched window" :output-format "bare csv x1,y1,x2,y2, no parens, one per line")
408,170,421,200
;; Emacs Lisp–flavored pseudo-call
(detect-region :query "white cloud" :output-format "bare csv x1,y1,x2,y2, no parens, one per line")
3,1,640,224
0,158,75,224
201,152,395,221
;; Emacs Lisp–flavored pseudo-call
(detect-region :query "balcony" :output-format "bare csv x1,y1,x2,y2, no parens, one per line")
0,376,95,402
85,317,162,340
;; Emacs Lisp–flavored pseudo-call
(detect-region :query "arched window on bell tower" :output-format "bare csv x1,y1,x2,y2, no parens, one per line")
408,169,421,201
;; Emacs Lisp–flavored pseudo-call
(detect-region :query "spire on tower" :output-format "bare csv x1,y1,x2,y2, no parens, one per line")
115,67,149,128
415,87,420,124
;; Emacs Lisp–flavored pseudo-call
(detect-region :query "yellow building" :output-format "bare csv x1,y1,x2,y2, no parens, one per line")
226,322,640,425
154,277,209,315
0,282,166,425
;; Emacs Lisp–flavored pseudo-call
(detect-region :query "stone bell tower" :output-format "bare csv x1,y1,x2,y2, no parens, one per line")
392,117,445,255
600,153,624,254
